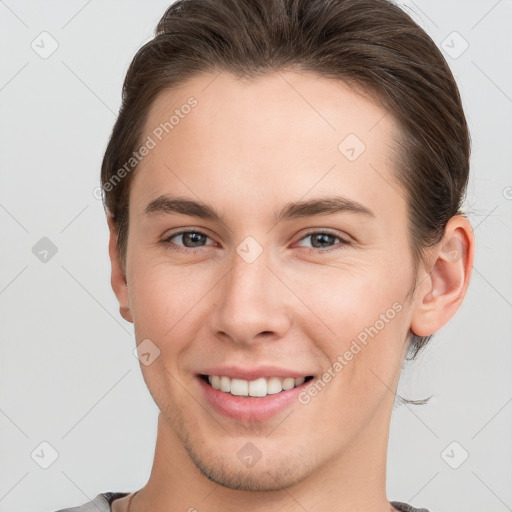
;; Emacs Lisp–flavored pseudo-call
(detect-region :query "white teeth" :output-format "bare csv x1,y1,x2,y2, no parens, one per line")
220,376,231,392
282,377,295,390
230,378,249,396
248,378,267,397
205,375,309,397
267,377,283,395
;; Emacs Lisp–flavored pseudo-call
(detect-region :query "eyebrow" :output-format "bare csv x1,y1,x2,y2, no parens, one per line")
143,194,375,223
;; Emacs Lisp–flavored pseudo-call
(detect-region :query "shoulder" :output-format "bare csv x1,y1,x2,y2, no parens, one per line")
391,501,432,512
54,495,431,512
53,492,130,512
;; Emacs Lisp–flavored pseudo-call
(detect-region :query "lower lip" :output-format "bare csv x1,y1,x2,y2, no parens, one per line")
197,376,311,422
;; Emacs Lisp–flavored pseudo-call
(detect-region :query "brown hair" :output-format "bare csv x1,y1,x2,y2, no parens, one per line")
101,0,470,363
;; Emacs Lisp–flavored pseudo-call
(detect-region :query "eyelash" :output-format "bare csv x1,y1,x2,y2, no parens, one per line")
161,229,350,255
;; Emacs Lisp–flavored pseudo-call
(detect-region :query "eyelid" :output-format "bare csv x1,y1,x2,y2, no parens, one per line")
299,227,348,240
163,226,213,240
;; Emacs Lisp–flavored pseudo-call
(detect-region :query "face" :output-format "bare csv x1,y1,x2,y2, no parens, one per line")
119,71,419,491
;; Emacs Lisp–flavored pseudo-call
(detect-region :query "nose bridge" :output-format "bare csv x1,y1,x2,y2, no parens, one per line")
211,245,291,343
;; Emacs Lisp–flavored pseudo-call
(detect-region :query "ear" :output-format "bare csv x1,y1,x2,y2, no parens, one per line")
410,215,474,337
107,214,133,324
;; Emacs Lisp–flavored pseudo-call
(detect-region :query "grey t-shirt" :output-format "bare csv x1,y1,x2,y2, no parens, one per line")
53,492,432,511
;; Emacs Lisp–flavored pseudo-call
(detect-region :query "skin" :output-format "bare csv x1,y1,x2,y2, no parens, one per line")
108,70,474,512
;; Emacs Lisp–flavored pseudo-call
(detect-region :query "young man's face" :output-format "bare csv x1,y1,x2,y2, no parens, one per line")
116,71,420,490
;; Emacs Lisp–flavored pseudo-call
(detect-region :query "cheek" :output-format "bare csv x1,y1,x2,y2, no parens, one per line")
286,258,411,385
128,260,214,351
292,265,410,434
128,262,214,407
128,241,413,362
289,256,409,335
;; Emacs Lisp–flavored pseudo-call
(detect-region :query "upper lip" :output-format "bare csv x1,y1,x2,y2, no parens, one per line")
198,365,314,381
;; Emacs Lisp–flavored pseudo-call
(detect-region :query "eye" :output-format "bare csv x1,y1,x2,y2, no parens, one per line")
295,230,349,252
161,229,350,255
162,229,216,254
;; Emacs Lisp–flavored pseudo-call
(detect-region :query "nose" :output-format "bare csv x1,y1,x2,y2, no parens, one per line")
208,247,292,346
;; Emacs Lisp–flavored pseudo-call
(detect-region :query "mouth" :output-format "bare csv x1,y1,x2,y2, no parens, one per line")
199,374,314,397
196,372,315,422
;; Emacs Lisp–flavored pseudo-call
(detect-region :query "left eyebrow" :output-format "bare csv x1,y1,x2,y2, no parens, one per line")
143,194,375,223
276,196,375,222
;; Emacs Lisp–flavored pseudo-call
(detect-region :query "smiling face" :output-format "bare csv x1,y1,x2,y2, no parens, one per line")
112,70,421,491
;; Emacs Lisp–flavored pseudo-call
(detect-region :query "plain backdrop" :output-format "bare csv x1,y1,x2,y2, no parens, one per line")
0,1,511,511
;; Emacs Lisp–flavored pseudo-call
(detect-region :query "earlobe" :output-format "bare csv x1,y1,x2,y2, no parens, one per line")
410,215,474,337
107,214,133,324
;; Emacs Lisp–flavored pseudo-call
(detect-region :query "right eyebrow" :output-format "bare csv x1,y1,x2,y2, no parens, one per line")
144,196,226,223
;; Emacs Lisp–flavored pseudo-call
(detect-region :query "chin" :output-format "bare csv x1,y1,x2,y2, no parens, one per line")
173,418,316,492
186,443,315,492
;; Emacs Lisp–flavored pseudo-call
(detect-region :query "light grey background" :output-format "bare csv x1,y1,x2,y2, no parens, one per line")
0,1,511,511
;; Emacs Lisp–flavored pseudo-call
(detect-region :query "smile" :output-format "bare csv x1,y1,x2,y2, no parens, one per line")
203,375,314,397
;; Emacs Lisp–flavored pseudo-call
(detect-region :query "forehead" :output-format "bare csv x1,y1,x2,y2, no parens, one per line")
131,70,406,223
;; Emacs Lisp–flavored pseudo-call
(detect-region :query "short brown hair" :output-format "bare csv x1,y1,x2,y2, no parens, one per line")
101,0,470,361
